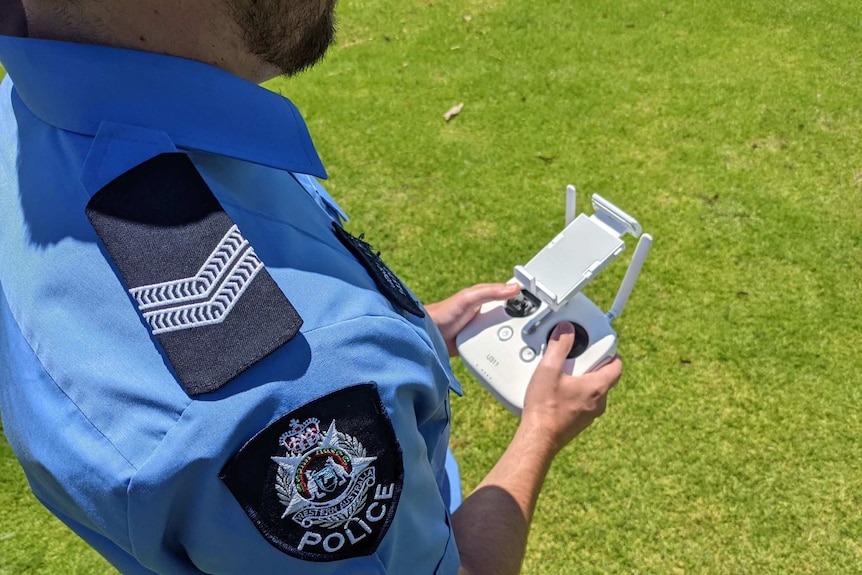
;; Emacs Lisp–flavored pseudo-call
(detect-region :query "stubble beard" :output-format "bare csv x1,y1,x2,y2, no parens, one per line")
227,0,337,77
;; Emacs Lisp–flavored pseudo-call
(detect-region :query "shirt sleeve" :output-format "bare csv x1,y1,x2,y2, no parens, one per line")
125,314,461,575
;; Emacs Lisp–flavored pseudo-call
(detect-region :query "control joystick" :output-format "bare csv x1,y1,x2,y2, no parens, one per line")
545,322,589,359
504,289,541,318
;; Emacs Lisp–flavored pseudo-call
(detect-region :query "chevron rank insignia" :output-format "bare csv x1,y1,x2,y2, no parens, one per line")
220,384,403,562
86,153,303,395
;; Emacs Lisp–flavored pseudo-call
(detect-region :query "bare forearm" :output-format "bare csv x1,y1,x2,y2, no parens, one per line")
447,322,622,574
451,425,557,575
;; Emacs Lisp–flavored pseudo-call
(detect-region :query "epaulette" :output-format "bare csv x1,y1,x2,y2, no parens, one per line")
86,153,303,395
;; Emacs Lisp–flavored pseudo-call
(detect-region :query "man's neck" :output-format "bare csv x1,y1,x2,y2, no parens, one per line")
21,0,276,83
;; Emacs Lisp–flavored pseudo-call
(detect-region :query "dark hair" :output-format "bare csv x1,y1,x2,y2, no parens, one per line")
0,0,28,37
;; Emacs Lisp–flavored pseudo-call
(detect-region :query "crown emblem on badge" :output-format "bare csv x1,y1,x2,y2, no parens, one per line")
279,418,321,454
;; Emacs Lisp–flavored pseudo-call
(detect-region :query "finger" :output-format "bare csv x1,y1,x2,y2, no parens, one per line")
539,322,575,370
589,356,623,392
453,284,521,313
456,282,521,310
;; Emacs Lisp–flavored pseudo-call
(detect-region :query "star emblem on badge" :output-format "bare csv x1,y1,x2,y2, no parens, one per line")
272,420,377,521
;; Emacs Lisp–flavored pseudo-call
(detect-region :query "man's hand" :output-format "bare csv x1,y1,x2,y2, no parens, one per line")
453,321,622,575
425,283,521,356
521,322,623,454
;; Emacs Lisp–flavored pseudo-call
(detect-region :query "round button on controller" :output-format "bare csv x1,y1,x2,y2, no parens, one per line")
519,346,537,362
498,326,514,341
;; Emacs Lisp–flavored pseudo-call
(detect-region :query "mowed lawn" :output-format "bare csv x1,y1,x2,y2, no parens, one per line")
2,1,861,573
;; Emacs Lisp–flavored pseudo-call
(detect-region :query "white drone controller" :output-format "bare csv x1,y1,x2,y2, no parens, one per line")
456,185,652,416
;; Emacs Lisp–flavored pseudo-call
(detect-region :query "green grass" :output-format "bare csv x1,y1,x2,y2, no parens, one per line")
3,1,862,573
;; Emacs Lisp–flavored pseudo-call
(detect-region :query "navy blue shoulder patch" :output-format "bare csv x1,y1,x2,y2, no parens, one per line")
220,383,404,562
331,223,424,318
85,153,303,395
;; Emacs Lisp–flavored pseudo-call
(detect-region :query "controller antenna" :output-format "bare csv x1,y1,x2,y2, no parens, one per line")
607,233,652,321
565,185,577,226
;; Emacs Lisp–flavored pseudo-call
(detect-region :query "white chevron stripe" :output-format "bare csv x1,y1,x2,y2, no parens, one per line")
143,249,264,334
130,225,248,311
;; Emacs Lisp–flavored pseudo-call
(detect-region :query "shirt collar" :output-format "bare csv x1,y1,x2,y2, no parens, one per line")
0,35,327,178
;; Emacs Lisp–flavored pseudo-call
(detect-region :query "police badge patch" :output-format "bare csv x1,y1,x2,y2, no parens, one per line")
220,384,403,561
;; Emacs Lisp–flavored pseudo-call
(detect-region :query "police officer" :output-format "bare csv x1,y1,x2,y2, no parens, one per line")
0,1,622,574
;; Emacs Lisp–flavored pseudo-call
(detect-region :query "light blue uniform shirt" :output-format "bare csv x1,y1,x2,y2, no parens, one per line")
0,35,462,574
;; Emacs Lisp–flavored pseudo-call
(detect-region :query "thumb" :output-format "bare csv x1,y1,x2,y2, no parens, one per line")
458,283,521,309
539,322,575,371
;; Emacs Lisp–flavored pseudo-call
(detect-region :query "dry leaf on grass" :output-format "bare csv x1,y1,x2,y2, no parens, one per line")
444,102,464,122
